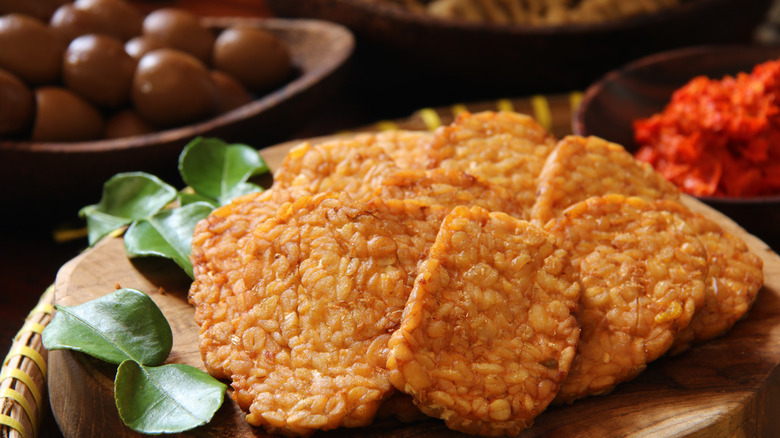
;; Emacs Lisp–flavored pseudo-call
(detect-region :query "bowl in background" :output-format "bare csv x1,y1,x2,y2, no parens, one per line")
268,0,772,100
0,17,354,223
573,44,780,248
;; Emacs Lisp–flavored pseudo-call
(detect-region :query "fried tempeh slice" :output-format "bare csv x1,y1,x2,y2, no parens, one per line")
375,168,525,218
189,188,298,379
427,111,557,219
388,206,581,436
194,192,448,436
191,189,295,280
652,200,764,355
270,134,399,199
229,193,413,435
367,196,449,278
531,135,680,226
271,130,432,201
371,129,434,170
545,194,708,404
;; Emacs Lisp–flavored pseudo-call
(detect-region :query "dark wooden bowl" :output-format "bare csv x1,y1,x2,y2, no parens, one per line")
573,44,780,248
267,0,772,98
0,17,354,223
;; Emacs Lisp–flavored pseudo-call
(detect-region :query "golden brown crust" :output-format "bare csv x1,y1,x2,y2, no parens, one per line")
270,130,433,201
388,206,580,436
270,135,400,200
187,117,764,435
225,193,414,435
191,191,447,436
376,168,525,218
189,188,297,378
651,200,765,355
532,135,679,226
427,111,557,219
545,195,708,404
372,129,435,170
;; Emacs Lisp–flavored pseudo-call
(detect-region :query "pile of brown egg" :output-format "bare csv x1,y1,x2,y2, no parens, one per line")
0,0,292,142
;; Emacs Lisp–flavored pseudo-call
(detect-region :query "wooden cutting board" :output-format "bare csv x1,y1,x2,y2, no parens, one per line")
48,141,780,437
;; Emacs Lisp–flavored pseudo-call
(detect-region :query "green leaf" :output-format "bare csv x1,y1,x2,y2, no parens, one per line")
178,137,268,205
124,202,214,278
177,191,218,208
79,207,132,247
80,172,177,245
42,289,172,366
224,181,264,201
115,361,226,434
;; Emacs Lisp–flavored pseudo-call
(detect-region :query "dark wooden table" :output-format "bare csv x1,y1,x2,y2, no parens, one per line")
3,1,780,437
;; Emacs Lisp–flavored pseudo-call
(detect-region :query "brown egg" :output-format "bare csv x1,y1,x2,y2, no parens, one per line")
0,0,70,22
0,14,65,85
32,87,104,142
73,0,143,41
63,34,137,109
50,0,142,43
49,3,109,43
213,25,292,94
210,70,252,114
125,35,166,61
0,69,34,137
142,8,214,64
132,48,218,128
104,109,156,139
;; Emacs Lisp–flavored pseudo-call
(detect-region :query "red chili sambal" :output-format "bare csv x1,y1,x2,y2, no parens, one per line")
633,58,780,197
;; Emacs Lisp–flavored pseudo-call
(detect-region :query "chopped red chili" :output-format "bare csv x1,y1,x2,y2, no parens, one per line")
633,58,780,197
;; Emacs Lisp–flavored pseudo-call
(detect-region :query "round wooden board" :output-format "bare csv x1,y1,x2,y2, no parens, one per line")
49,140,780,437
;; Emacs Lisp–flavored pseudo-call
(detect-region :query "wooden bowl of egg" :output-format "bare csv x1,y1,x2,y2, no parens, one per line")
0,0,354,219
